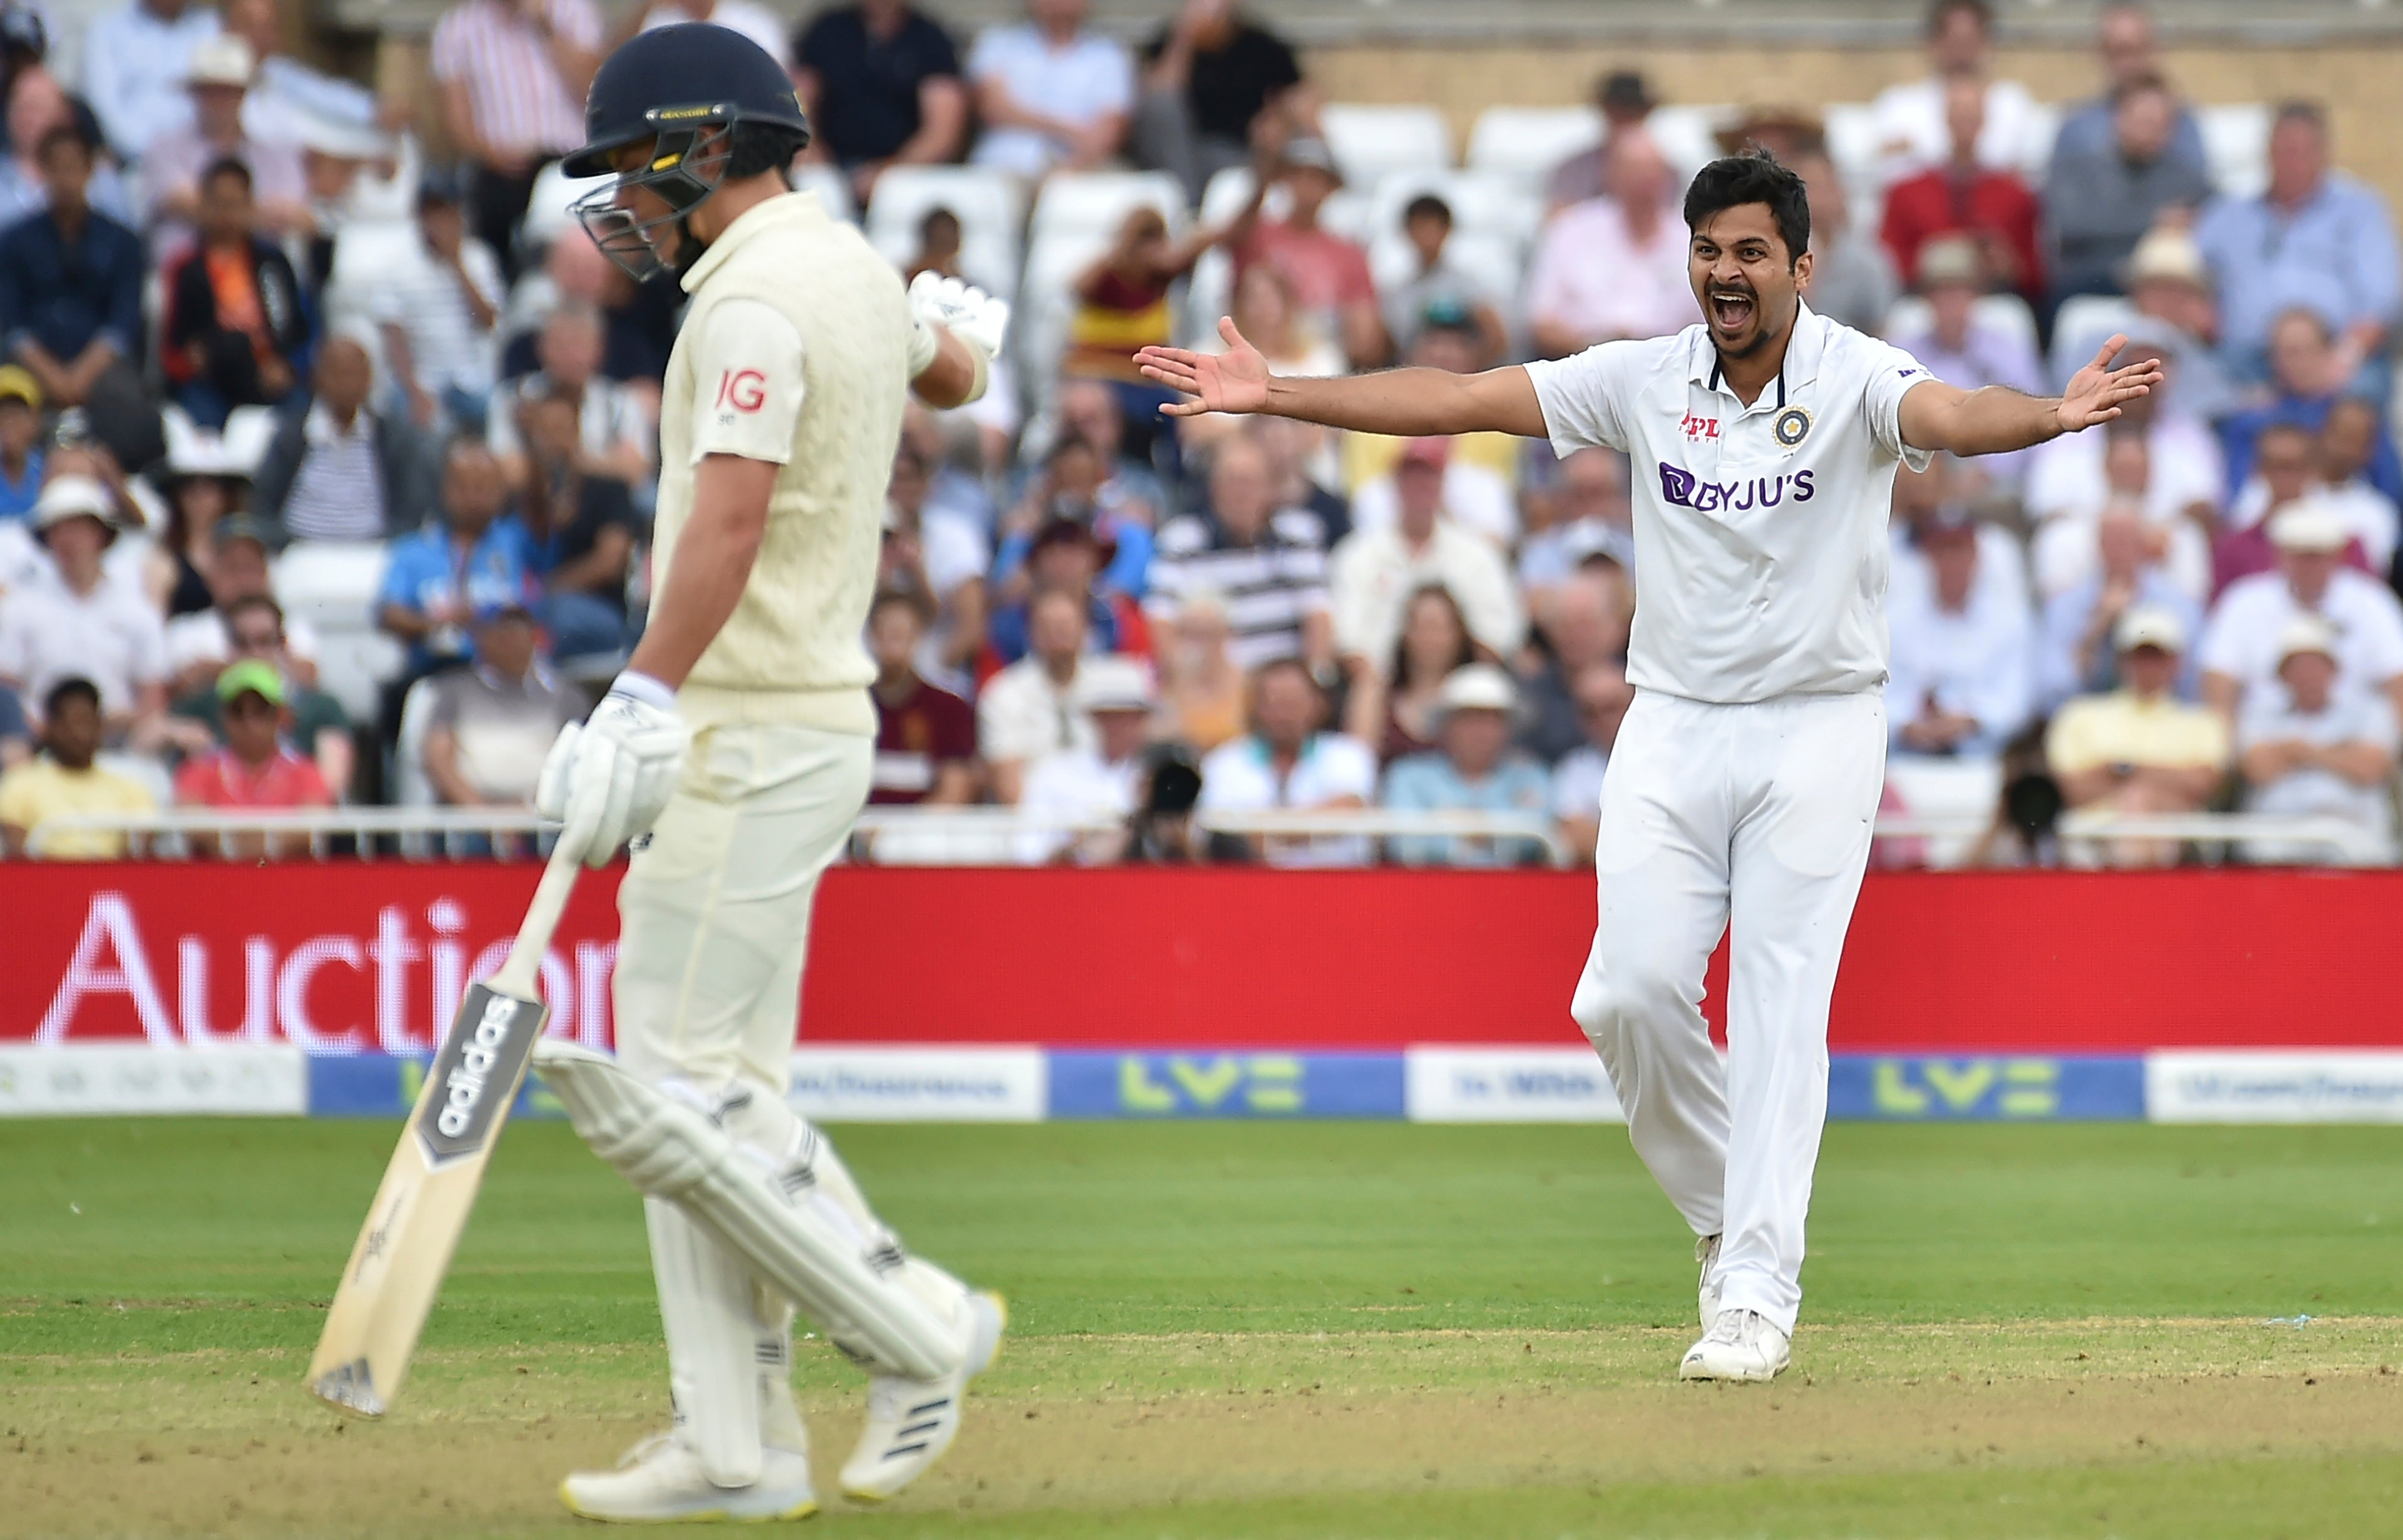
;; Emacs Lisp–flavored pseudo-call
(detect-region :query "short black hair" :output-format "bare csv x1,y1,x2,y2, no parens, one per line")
727,121,809,181
1683,148,1811,267
1403,194,1452,226
34,123,86,165
44,675,99,718
1927,0,1993,36
200,156,252,194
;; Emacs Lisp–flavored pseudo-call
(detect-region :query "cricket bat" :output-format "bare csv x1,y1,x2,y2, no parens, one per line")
306,850,582,1417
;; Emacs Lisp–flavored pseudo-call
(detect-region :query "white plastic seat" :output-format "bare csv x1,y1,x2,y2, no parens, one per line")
1883,293,2040,360
1319,103,1452,184
865,164,1023,295
1647,105,1731,178
2048,293,2141,390
1028,171,1185,249
789,163,858,226
1368,231,1523,323
1465,106,1601,190
2199,103,2272,199
274,540,405,723
520,161,613,250
1365,170,1541,255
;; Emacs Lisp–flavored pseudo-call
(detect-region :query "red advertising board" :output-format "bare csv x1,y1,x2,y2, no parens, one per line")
0,864,2395,1052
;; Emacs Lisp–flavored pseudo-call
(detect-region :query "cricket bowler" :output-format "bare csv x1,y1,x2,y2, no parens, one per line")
1139,150,2159,1384
522,24,1011,1520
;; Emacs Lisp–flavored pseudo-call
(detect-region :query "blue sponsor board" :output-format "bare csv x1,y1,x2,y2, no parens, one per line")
1828,1054,2146,1121
306,1052,566,1121
1048,1051,1406,1119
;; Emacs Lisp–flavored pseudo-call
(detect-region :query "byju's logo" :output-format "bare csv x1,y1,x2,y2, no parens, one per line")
1658,461,1814,512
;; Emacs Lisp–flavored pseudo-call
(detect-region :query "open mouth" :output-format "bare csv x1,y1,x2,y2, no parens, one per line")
1709,289,1756,332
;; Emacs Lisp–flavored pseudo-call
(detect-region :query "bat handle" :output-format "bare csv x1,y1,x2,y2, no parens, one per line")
488,847,583,1000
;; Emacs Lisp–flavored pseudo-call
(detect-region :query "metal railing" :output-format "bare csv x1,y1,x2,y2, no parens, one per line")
17,806,2393,867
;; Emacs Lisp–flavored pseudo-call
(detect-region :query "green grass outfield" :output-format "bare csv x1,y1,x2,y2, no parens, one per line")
5,1118,2402,1538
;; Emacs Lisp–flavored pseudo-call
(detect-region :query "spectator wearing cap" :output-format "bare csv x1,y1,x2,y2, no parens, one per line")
987,508,1149,671
979,586,1094,805
0,475,164,737
1381,197,1508,369
1530,130,1694,359
140,33,308,241
1219,131,1385,370
509,383,640,660
2036,503,2203,715
172,658,333,857
966,0,1133,181
148,428,255,623
1330,436,1524,677
2194,102,2399,391
168,591,349,796
1514,571,1630,766
2201,502,2403,724
376,439,536,674
2049,227,2239,422
1382,663,1552,868
1342,325,1520,542
1550,659,1634,866
867,589,976,806
0,125,153,468
1545,70,1658,213
255,333,442,542
2212,425,2382,596
1879,75,2044,304
420,602,579,841
2043,72,2211,312
2239,614,2401,866
1343,580,1472,764
372,174,504,433
1014,653,1155,865
2046,603,2229,865
0,675,154,857
2217,309,2403,511
221,0,385,146
78,0,219,163
0,360,40,518
488,302,652,493
793,1,967,203
1887,235,2044,481
161,159,311,430
0,69,138,226
1887,510,2033,760
1868,0,2046,189
1144,434,1328,673
1136,1,1311,202
430,0,600,276
1196,654,1375,867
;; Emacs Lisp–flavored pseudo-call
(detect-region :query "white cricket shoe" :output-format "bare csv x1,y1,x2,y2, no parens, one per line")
559,1433,818,1524
838,1291,1006,1503
1679,1308,1791,1383
1695,1233,1722,1330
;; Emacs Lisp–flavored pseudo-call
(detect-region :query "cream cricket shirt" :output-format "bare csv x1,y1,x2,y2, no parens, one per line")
656,190,937,737
1525,303,1935,705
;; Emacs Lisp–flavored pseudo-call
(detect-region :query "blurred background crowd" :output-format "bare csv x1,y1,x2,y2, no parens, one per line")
1,0,2400,871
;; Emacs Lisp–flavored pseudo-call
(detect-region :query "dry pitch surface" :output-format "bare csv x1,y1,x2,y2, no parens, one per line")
6,1119,2402,1538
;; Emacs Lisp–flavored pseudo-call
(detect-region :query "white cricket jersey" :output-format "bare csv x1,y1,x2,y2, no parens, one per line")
1525,303,1935,705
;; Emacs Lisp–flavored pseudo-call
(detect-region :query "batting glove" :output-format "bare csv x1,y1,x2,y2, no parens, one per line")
907,271,1011,381
535,672,688,869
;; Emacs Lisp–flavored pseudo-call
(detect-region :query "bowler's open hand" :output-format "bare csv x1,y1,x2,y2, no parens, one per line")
2056,334,2164,434
1136,318,1272,417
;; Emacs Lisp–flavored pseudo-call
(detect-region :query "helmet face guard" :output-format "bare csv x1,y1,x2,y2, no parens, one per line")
571,107,738,282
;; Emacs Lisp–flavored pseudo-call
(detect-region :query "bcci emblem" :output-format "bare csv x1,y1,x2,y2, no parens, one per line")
1772,407,1813,448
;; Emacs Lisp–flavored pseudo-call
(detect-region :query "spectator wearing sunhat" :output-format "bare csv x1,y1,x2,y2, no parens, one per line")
78,0,221,163
171,656,332,858
2201,500,2403,725
1886,235,2044,484
1224,131,1386,369
141,33,308,241
0,474,165,735
1381,662,1552,868
148,411,272,621
2047,602,2229,866
2239,613,2401,865
0,360,41,519
1014,653,1156,865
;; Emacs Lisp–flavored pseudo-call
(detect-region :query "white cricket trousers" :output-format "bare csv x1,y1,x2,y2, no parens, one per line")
615,721,870,1092
1570,688,1885,1336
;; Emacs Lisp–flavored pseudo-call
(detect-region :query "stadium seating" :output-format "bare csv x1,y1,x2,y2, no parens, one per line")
2048,293,2141,389
863,164,1024,297
1647,105,1733,178
272,542,403,726
1465,105,1601,191
2198,103,2273,200
1319,102,1455,183
1882,292,2042,360
1364,170,1544,256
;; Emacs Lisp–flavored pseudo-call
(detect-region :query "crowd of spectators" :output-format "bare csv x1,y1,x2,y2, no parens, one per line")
3,0,2402,873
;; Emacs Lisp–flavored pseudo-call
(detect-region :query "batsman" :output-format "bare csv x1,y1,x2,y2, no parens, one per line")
524,24,1009,1522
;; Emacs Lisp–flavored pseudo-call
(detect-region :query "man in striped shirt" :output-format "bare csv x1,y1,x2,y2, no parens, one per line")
431,0,602,273
1144,434,1330,674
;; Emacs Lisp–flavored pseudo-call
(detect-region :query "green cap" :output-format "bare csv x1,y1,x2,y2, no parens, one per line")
215,659,286,707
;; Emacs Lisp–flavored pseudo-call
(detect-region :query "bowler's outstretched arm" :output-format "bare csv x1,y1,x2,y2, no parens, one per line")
1899,332,2163,457
1137,318,1549,438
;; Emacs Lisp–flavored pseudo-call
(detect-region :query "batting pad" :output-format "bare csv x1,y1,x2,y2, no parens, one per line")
647,1198,762,1486
535,1042,968,1381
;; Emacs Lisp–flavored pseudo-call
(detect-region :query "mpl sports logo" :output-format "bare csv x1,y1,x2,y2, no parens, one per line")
414,984,545,1166
1659,462,1816,514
